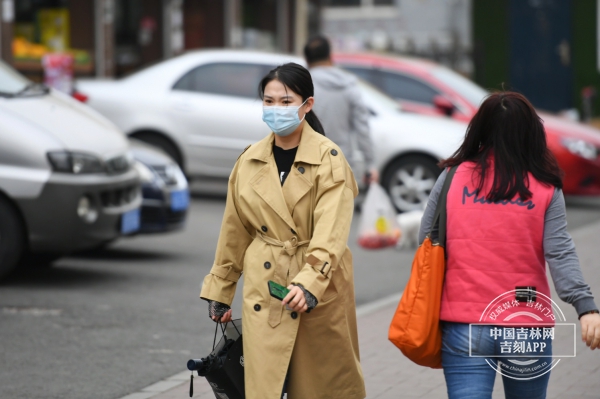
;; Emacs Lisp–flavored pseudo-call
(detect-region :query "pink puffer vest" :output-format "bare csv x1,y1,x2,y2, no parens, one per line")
440,162,555,324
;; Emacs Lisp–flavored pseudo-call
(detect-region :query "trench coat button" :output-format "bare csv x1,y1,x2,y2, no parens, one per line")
261,226,268,232
331,149,338,156
264,262,271,269
254,304,261,311
291,312,298,319
298,166,305,174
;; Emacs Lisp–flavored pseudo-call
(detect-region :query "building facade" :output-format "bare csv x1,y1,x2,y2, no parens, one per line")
321,0,473,75
0,0,320,81
473,0,600,116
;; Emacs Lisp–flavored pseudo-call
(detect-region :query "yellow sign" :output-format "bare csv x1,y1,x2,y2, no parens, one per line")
38,8,70,52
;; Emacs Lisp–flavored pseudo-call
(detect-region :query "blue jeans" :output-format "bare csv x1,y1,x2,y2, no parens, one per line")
441,322,553,399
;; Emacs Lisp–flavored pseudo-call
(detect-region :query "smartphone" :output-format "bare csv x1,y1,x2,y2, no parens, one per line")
268,280,290,301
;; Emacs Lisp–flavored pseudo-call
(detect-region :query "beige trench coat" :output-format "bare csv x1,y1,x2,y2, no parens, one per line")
200,124,366,399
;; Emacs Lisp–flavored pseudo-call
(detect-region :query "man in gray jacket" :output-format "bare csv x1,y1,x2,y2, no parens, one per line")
304,35,379,183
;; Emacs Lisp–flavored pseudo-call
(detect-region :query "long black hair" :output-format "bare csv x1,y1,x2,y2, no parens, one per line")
259,63,325,135
440,91,563,201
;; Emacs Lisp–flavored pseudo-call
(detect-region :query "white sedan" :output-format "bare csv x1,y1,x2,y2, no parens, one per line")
77,50,467,212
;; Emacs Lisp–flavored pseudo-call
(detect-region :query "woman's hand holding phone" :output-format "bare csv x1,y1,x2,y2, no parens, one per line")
282,285,308,313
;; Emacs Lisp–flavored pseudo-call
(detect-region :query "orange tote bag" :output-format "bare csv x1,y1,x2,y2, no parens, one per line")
388,166,457,369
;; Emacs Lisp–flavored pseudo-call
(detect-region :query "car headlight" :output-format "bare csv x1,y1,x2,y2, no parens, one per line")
150,162,186,186
106,151,135,174
561,138,598,160
162,163,183,185
47,151,105,174
134,161,156,183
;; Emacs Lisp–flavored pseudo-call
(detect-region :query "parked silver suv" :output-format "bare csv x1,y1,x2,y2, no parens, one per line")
0,62,141,278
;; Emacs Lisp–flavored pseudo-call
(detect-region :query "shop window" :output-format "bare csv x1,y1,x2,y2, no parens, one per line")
173,63,272,99
241,0,277,51
322,0,398,21
324,0,393,6
325,0,361,5
379,71,439,105
115,0,163,76
14,0,94,79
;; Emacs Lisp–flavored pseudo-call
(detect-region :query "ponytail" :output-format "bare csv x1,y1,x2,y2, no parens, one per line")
306,110,325,136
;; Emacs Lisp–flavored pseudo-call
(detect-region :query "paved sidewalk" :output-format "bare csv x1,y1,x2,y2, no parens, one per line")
124,220,600,399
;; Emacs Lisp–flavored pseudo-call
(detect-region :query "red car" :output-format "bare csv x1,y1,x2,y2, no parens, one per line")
335,53,600,196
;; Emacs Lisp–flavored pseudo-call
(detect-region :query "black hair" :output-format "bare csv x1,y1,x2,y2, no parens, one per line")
440,91,563,201
259,63,325,136
304,35,331,65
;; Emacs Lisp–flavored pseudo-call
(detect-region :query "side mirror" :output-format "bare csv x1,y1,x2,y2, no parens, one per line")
433,95,454,117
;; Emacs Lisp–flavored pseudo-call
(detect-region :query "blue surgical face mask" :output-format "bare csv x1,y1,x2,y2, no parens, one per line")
262,99,308,137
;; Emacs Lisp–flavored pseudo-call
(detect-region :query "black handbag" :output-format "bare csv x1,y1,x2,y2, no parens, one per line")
187,319,245,398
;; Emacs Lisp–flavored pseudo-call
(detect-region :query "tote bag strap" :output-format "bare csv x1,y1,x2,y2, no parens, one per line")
430,165,459,247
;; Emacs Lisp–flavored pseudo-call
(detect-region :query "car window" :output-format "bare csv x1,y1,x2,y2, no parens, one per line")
341,66,376,83
173,63,272,99
356,80,401,114
379,71,439,105
431,66,488,107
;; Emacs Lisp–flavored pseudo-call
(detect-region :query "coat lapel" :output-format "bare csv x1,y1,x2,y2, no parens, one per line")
247,125,324,230
281,124,322,214
247,135,298,231
281,166,313,215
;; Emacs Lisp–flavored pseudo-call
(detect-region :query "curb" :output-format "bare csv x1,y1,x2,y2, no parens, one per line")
117,292,404,399
118,371,191,399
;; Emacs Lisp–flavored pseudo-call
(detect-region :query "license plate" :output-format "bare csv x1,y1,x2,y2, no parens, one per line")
121,208,141,234
170,189,189,211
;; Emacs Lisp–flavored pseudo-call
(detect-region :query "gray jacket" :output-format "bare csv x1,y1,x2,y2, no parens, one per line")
310,66,375,170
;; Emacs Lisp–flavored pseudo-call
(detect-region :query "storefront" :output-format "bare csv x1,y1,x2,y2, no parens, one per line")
10,0,176,80
1,0,319,82
13,0,96,80
114,0,185,76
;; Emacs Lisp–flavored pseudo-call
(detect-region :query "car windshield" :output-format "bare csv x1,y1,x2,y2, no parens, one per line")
0,62,30,94
431,66,488,107
356,80,401,114
0,61,48,97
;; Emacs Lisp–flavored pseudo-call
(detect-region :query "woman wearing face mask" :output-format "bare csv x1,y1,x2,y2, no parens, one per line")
199,63,366,399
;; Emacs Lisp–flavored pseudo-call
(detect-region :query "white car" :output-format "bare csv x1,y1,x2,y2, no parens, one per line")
0,61,141,277
77,50,468,212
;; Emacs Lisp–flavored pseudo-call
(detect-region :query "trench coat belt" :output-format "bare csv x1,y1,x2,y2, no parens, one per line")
257,232,310,327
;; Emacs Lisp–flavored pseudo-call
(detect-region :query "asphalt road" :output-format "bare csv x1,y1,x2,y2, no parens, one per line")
1,184,600,399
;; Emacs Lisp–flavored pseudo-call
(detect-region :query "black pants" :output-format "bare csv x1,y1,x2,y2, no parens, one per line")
280,374,288,398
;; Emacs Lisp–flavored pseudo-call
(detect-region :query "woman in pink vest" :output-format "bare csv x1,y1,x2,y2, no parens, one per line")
418,92,600,398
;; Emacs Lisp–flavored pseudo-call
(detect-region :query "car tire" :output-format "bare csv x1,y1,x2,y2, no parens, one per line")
382,155,441,213
0,197,25,279
21,252,62,269
130,132,184,171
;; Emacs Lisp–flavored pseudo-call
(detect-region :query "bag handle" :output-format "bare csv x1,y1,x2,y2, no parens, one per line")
430,165,458,247
211,319,241,351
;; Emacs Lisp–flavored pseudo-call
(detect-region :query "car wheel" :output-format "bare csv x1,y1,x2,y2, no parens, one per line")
21,252,62,269
130,132,184,171
0,197,25,278
382,155,441,213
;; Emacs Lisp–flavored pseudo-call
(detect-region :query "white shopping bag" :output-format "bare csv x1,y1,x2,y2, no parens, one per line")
358,183,401,249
